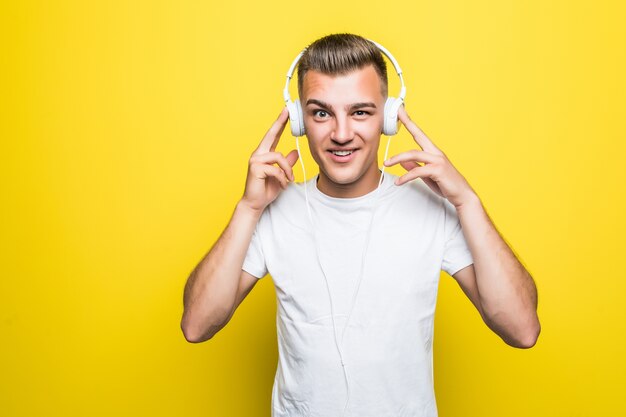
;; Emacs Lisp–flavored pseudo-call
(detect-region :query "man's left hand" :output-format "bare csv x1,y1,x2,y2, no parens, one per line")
383,106,477,209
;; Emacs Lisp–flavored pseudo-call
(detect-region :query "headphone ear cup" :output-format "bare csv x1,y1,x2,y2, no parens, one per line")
287,99,305,137
295,99,305,136
383,97,403,136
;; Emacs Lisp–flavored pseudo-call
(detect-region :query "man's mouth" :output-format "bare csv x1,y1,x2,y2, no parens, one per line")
327,149,358,162
331,150,354,156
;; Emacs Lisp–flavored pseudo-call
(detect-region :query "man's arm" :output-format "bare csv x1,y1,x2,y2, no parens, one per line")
383,106,540,348
453,195,540,349
180,107,298,343
181,202,263,343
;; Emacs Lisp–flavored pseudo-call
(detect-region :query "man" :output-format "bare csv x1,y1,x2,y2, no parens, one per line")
181,33,540,416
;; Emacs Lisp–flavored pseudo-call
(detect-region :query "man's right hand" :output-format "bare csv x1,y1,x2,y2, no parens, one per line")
240,107,300,213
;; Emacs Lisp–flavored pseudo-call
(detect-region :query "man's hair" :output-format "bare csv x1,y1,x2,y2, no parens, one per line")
296,33,388,99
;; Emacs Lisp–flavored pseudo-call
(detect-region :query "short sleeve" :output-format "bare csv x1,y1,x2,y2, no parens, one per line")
441,198,474,276
242,219,268,279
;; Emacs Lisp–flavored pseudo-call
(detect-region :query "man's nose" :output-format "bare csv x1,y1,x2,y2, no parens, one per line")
331,115,354,144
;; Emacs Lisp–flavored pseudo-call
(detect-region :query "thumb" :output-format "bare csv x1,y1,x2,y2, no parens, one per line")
286,149,300,167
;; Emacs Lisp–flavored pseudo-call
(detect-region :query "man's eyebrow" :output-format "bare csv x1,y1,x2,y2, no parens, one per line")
305,99,377,111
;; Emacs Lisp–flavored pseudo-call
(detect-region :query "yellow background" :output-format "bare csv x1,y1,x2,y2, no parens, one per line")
2,0,625,415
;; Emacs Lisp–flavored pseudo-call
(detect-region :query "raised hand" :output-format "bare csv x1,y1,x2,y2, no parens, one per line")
240,107,300,213
383,106,476,208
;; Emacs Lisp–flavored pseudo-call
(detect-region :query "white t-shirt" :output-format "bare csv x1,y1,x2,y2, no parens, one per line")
243,171,474,417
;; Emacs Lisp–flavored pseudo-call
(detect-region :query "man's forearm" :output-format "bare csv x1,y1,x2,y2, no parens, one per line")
181,200,262,342
456,194,540,344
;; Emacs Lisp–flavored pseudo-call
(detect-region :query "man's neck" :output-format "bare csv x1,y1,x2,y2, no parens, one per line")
316,164,382,198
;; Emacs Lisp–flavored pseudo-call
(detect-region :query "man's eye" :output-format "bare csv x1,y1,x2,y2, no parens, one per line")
354,110,370,116
313,110,329,118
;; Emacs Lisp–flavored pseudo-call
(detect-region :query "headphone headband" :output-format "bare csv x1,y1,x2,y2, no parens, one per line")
282,39,406,104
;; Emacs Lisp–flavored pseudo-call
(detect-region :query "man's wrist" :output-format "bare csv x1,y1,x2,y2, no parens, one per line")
455,191,482,213
236,199,265,221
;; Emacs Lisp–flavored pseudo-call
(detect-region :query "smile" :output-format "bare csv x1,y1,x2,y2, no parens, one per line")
327,149,358,163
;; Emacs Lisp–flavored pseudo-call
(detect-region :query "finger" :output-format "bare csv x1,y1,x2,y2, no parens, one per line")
421,177,444,197
383,150,440,167
397,106,442,155
254,151,295,181
399,160,419,172
395,165,434,186
285,149,300,168
270,118,289,152
259,164,289,189
394,161,442,196
257,107,289,154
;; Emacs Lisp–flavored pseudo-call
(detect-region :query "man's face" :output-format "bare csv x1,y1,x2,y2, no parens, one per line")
301,64,386,195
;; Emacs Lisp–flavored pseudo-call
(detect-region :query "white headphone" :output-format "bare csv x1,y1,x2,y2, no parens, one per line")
283,39,407,137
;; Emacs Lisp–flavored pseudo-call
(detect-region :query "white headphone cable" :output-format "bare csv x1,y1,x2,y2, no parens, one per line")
294,135,392,417
341,134,391,346
295,136,348,413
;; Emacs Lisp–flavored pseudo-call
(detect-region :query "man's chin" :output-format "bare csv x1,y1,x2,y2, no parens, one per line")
320,167,362,186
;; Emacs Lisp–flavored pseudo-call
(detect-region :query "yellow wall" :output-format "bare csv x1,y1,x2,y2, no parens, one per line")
2,1,625,415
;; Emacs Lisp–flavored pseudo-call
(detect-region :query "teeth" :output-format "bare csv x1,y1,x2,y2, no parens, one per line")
332,150,353,156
